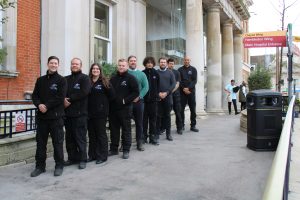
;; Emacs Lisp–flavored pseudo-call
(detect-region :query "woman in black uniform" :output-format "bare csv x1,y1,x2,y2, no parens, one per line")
88,63,115,164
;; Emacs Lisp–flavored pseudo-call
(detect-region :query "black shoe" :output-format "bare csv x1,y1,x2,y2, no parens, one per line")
177,129,183,135
137,143,145,151
119,145,123,152
78,162,86,169
143,138,148,144
96,160,106,165
149,140,159,145
166,135,173,141
54,168,63,176
235,112,240,115
63,160,77,166
182,126,185,130
108,150,119,156
190,127,199,132
123,151,129,159
30,168,45,177
159,129,165,135
87,157,95,162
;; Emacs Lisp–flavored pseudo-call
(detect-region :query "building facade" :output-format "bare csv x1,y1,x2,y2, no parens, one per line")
0,0,41,100
0,0,253,114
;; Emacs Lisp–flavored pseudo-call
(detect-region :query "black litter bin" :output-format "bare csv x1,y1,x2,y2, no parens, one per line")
247,90,282,151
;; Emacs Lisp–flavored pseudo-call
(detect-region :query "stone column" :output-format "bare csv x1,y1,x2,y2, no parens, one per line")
185,0,206,115
222,22,234,109
206,6,222,113
234,32,243,84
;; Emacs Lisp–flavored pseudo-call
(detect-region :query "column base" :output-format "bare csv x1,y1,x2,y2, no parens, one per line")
206,109,226,115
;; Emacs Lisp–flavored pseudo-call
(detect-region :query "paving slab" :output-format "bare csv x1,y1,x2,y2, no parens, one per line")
0,114,274,200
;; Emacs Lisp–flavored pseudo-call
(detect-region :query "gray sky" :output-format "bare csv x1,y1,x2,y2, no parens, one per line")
249,0,300,55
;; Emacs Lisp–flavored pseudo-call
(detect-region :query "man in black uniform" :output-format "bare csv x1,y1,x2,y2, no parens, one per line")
142,56,160,145
31,56,67,177
178,56,199,132
109,58,139,159
64,58,91,169
167,58,183,135
156,57,176,141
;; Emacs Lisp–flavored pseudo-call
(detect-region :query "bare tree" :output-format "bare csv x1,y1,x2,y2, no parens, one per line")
270,0,299,91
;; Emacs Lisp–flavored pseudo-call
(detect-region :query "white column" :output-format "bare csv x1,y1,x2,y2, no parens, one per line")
185,0,205,115
113,0,146,67
206,5,223,113
41,0,90,75
222,22,234,109
234,32,243,84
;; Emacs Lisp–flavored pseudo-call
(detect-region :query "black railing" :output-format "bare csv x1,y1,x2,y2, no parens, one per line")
0,108,37,139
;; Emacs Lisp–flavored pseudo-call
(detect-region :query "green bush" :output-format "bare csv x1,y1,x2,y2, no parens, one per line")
101,62,117,78
247,67,272,91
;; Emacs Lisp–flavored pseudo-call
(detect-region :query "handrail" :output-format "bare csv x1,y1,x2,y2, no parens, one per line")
262,95,295,200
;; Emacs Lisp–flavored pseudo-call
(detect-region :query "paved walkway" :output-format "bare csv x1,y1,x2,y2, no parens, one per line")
0,114,274,200
289,117,300,199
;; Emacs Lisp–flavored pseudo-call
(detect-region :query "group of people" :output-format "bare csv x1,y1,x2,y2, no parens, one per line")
224,79,247,115
31,55,199,177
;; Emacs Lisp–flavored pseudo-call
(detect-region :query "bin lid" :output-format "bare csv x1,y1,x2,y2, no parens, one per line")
247,89,282,97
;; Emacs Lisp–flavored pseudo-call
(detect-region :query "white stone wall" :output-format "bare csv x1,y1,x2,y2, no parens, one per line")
41,0,90,75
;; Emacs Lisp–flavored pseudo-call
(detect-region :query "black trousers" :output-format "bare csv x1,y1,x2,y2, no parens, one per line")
173,94,183,130
228,99,238,114
180,91,196,127
143,101,158,141
109,107,132,152
35,118,64,169
132,100,144,144
88,117,108,161
65,116,88,162
157,96,172,136
240,102,246,111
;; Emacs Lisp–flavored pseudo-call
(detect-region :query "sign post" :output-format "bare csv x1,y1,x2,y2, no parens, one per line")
287,24,293,102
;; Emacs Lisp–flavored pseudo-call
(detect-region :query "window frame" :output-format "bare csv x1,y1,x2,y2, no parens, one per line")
93,0,112,64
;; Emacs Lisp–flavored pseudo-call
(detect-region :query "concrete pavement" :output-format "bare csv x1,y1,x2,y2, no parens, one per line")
0,114,274,200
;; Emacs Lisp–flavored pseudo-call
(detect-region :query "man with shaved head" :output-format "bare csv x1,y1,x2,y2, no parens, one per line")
178,56,199,132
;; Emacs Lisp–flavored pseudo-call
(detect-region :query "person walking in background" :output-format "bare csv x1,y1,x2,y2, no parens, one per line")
64,58,91,169
128,55,149,151
109,58,139,159
31,56,67,177
167,58,183,135
178,56,199,132
224,79,239,115
239,81,247,111
142,56,160,145
156,57,176,141
87,63,115,165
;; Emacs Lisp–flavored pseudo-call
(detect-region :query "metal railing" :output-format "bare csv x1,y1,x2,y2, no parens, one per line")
262,95,295,200
0,108,37,139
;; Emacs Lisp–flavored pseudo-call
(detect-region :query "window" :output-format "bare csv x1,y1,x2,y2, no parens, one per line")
0,3,17,73
94,1,111,64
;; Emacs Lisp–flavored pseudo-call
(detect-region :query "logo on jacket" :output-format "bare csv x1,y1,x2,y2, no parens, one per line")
49,84,58,91
95,84,102,90
73,83,81,89
121,81,127,86
188,71,192,75
153,76,156,79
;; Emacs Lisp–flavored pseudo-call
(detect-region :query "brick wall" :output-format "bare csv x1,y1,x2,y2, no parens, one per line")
0,0,40,100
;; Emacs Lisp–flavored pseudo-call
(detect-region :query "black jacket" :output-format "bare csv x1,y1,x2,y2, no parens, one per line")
65,71,91,117
32,71,67,120
178,65,197,93
88,79,115,119
110,71,139,111
142,68,160,103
